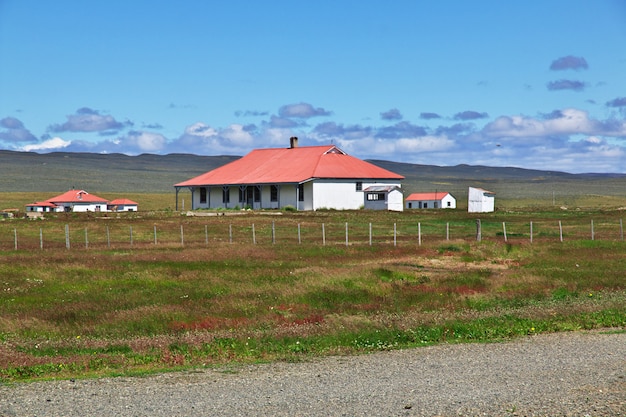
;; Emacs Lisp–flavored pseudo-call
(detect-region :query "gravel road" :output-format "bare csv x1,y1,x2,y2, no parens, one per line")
1,330,624,416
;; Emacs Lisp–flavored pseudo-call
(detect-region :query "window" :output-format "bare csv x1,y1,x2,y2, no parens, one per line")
356,181,362,191
447,201,451,207
254,186,261,202
367,193,386,201
200,187,207,204
298,184,304,201
270,185,278,202
222,187,230,204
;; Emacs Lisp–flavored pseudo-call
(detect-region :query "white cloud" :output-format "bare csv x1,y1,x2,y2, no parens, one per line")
128,131,167,152
221,124,254,146
484,108,626,138
21,137,71,152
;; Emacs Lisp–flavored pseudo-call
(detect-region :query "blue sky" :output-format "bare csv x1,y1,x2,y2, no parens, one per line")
1,1,625,173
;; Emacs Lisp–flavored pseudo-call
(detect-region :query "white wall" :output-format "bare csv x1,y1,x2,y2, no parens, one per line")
312,180,402,211
468,187,494,213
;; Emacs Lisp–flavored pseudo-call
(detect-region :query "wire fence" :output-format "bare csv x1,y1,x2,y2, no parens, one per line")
1,216,624,251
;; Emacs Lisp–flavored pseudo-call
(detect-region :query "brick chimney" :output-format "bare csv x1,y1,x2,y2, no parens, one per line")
289,136,298,148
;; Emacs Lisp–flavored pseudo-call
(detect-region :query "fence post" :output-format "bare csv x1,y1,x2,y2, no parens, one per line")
84,228,88,249
620,218,624,241
446,222,449,241
252,223,256,244
502,222,507,243
130,226,133,247
418,222,421,246
229,224,233,244
530,221,533,244
65,224,70,250
205,225,209,246
298,223,301,244
180,225,184,246
591,219,594,241
14,228,17,250
559,221,563,242
369,223,372,246
106,225,110,248
40,228,43,250
154,225,157,245
272,221,276,244
345,222,349,247
394,223,397,247
322,223,326,246
476,219,481,242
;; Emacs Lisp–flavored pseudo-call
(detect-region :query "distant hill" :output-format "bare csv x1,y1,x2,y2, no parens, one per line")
1,150,625,201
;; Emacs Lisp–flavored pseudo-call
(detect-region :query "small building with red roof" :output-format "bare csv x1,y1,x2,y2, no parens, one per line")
174,137,404,211
108,198,138,212
26,190,138,216
405,192,457,209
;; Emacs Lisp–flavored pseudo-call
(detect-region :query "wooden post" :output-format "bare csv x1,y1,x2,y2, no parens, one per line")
229,224,233,244
298,223,301,244
205,225,209,246
180,225,184,246
530,221,533,244
476,219,481,242
502,222,507,243
40,228,43,250
559,221,563,242
272,221,276,244
130,226,133,246
394,223,397,247
418,222,421,246
322,223,326,246
84,228,88,249
65,224,70,250
154,225,157,245
591,219,594,240
620,218,624,241
369,222,372,246
446,222,449,241
106,225,110,248
345,222,348,247
14,228,17,250
252,223,256,244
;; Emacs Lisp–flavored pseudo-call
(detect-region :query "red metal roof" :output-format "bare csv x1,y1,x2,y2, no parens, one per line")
108,199,138,205
46,190,109,204
175,145,404,187
406,192,451,201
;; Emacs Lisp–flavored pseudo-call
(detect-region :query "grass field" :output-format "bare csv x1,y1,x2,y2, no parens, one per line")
0,207,625,382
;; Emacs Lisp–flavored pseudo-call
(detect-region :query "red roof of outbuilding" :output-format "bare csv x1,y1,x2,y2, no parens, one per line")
108,199,138,205
175,145,404,187
46,190,109,204
406,192,451,201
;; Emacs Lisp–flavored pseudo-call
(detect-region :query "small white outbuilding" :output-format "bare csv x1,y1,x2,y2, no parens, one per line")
468,187,495,213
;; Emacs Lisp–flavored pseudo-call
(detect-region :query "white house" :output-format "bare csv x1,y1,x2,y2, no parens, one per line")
26,190,109,214
468,187,495,213
174,137,404,211
363,185,404,212
26,190,139,216
405,192,456,209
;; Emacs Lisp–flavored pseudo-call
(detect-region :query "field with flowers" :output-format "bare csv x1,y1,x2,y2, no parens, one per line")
0,208,625,381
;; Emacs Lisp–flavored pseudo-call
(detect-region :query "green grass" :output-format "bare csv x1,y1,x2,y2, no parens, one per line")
0,209,625,382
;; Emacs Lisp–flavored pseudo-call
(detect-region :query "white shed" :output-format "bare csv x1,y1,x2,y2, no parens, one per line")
468,187,495,213
363,185,404,211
